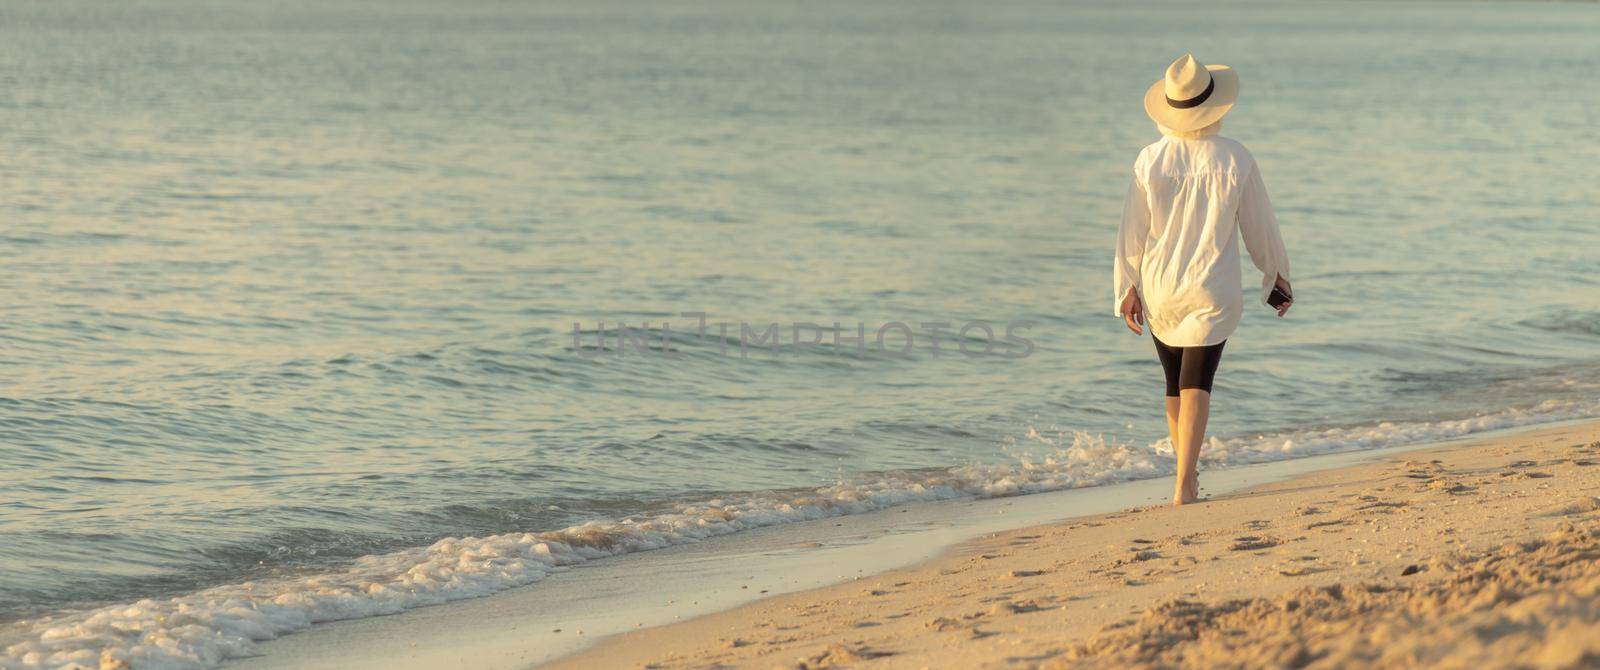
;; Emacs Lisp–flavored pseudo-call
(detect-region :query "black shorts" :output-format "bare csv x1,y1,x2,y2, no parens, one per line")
1152,334,1226,397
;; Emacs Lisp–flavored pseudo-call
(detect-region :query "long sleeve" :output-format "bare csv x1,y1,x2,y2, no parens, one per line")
1112,176,1150,317
1237,163,1291,306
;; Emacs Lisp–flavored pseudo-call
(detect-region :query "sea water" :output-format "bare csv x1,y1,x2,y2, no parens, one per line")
1,0,1597,668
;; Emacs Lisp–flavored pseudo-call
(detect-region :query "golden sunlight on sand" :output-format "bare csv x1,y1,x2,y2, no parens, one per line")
549,421,1600,669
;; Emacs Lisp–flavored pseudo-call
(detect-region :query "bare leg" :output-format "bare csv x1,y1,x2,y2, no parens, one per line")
1172,388,1211,505
1165,396,1186,504
1164,395,1180,455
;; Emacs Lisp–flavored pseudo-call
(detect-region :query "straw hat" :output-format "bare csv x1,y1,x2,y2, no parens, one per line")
1143,54,1239,132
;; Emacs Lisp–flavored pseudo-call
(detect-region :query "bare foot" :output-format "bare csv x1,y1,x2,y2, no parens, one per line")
1173,475,1200,506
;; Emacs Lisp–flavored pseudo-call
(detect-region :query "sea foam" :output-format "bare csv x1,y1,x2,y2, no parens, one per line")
2,398,1595,670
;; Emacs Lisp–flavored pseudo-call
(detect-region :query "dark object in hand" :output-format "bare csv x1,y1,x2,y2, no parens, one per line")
1268,286,1293,309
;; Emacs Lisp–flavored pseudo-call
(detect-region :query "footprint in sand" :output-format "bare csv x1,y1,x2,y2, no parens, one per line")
1111,550,1162,568
1426,480,1476,495
1355,500,1408,513
803,644,895,666
1540,497,1600,517
1230,536,1281,551
989,599,1047,615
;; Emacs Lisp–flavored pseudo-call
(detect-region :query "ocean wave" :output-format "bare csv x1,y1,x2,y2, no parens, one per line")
1531,309,1600,339
3,397,1597,670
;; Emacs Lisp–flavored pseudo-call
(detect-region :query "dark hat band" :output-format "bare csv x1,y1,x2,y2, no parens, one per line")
1165,76,1214,109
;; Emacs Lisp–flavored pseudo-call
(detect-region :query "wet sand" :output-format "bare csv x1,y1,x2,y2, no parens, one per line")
547,420,1600,669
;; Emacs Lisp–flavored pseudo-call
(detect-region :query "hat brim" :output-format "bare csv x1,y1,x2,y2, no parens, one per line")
1144,65,1238,132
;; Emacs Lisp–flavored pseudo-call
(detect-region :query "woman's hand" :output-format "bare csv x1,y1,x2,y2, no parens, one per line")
1274,275,1293,317
1121,291,1145,335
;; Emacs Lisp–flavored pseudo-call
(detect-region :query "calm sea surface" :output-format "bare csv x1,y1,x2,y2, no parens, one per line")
1,0,1598,666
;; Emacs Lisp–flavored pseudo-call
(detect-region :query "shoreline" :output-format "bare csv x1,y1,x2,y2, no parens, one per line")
214,417,1600,670
545,418,1600,669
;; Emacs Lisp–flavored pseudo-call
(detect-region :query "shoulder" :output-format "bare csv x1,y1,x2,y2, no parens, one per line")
1131,138,1167,174
1212,136,1259,171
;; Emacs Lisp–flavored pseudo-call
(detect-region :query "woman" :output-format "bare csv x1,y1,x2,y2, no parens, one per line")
1113,54,1294,506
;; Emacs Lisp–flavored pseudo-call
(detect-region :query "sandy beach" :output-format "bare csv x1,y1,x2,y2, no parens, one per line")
548,419,1600,669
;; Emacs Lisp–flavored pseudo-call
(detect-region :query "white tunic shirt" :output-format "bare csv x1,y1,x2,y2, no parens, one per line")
1113,126,1291,347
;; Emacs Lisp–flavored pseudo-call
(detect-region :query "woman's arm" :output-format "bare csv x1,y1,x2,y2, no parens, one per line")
1114,176,1151,333
1238,163,1293,316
